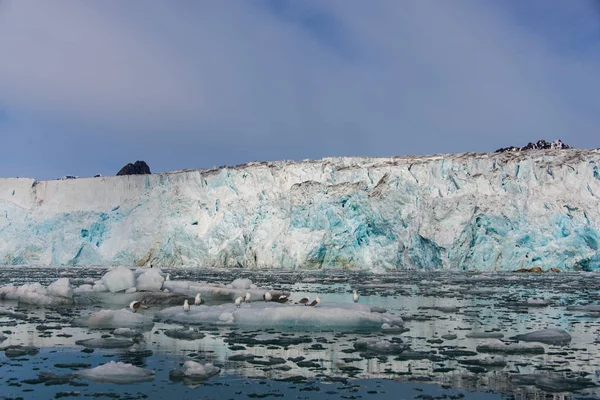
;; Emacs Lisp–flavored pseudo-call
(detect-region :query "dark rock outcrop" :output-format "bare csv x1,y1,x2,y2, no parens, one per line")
116,161,151,176
496,139,571,153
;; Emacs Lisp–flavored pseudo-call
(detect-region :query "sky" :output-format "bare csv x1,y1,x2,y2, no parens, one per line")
0,0,599,180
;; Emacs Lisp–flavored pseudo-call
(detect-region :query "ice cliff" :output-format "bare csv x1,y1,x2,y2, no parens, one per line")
1,149,600,271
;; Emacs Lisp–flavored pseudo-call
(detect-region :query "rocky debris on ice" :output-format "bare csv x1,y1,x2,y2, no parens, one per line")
509,328,571,345
476,339,545,354
169,360,220,382
76,361,155,383
495,139,571,153
72,309,154,330
116,160,151,176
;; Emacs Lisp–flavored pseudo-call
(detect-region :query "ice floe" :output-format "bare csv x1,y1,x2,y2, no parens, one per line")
155,301,403,331
476,339,545,354
509,328,571,345
76,361,155,384
75,337,135,349
72,309,154,330
169,360,221,382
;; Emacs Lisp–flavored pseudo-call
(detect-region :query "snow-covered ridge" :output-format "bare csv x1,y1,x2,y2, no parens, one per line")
1,149,600,271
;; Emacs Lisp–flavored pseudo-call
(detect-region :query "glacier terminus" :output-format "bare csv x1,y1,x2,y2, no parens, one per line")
1,148,599,272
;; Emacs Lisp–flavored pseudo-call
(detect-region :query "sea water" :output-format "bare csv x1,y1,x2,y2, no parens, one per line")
1,266,599,399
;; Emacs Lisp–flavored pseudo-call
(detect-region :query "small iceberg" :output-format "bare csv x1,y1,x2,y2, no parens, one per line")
169,360,220,382
76,361,155,384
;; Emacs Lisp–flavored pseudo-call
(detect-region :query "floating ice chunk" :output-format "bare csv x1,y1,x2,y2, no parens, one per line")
136,269,165,292
476,339,544,354
509,328,571,345
101,267,136,293
2,345,39,358
229,278,253,290
75,337,135,349
163,280,190,294
76,361,155,384
567,304,600,312
72,309,154,330
354,338,407,354
526,297,550,306
0,333,6,341
93,283,108,292
164,328,205,340
125,287,137,293
466,332,504,339
47,278,73,299
156,302,403,331
163,280,288,303
112,328,142,338
169,360,220,381
381,323,407,333
73,284,94,294
11,283,71,306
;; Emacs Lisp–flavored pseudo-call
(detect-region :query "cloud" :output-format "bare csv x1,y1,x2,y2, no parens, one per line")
0,1,598,179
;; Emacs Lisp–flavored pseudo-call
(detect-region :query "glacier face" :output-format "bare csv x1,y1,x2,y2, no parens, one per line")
1,149,600,271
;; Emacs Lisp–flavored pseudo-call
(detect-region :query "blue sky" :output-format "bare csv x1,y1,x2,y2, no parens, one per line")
0,0,598,179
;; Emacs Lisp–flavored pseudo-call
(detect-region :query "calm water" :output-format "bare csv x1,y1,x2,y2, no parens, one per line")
1,266,600,399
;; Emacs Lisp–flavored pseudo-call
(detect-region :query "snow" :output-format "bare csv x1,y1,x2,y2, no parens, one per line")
135,269,165,292
102,266,136,293
155,301,403,330
72,309,154,330
1,149,600,271
76,361,155,384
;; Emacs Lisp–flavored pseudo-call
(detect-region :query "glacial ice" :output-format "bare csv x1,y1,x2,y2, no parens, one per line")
72,309,154,330
169,360,220,381
2,149,600,271
102,266,136,292
155,301,403,330
135,269,165,292
76,361,155,384
47,278,73,298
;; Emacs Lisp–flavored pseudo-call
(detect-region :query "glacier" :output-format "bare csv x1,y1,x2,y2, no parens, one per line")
1,149,600,271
